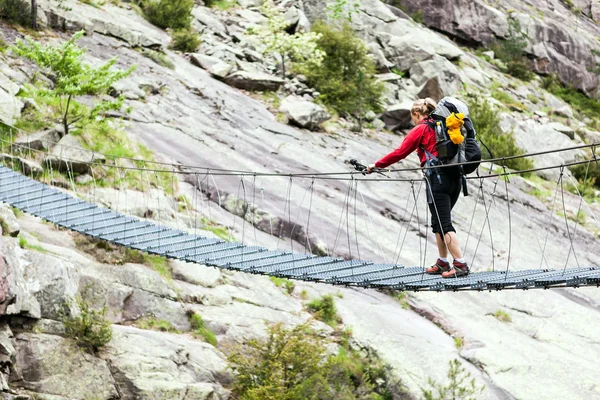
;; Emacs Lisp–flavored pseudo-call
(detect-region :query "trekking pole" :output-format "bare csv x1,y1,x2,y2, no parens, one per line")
349,159,390,178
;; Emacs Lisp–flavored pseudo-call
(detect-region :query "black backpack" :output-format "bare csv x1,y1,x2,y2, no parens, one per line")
427,97,482,175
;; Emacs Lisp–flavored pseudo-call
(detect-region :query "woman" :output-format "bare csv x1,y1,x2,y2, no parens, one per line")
366,98,469,278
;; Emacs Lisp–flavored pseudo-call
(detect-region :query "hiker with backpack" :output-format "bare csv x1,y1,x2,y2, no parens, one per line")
366,97,481,278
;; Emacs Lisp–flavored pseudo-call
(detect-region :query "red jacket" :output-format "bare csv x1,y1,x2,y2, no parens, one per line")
375,118,438,168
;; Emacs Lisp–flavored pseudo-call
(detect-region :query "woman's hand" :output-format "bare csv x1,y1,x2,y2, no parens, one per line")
366,164,376,174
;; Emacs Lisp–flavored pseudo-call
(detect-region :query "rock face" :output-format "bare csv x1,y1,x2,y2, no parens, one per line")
279,96,330,130
43,134,106,174
11,333,119,399
36,0,170,47
397,0,600,93
398,0,509,45
104,325,231,399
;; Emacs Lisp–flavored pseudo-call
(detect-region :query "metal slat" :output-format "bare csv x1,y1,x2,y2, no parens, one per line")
349,267,426,287
25,199,88,215
231,254,315,272
324,263,400,283
100,225,163,242
253,256,337,275
11,191,68,209
187,246,264,264
158,238,224,257
211,250,288,268
280,260,371,280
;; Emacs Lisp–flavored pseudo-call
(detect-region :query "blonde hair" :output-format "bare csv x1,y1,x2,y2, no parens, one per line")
411,98,437,117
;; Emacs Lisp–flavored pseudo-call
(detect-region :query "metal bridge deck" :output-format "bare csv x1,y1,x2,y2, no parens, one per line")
1,165,598,292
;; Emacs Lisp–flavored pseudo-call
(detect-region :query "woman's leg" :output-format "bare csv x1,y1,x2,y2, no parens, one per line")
440,231,463,260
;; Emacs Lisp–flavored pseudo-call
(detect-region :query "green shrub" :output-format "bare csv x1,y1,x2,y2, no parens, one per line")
0,0,32,26
63,296,113,351
170,27,201,52
141,48,175,69
143,0,194,30
270,276,295,295
228,323,404,400
569,161,600,197
491,88,526,111
542,75,600,125
300,21,384,121
493,309,512,322
204,0,237,9
468,96,534,171
422,359,484,400
490,19,535,82
136,317,179,333
189,311,218,346
307,294,340,326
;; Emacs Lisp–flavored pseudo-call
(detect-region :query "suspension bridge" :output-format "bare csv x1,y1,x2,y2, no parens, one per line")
1,136,599,292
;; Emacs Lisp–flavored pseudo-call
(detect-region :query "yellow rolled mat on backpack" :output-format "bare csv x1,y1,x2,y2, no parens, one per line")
446,113,465,145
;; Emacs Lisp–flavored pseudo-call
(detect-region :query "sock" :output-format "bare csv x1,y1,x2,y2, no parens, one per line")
455,258,466,263
439,257,449,263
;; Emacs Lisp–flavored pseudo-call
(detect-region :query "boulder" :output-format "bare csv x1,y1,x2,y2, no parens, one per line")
237,0,261,7
0,72,23,126
378,31,464,72
279,96,330,131
284,7,311,32
0,154,43,177
11,128,63,153
191,54,234,79
172,260,223,288
43,134,106,175
86,187,178,221
6,248,80,320
547,122,576,140
410,56,461,101
376,73,402,83
554,105,574,119
0,205,20,237
367,42,396,72
224,71,285,91
380,100,414,131
192,6,229,37
0,93,23,128
10,333,119,399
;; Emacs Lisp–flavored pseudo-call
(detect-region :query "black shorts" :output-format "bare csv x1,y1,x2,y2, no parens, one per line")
426,167,461,235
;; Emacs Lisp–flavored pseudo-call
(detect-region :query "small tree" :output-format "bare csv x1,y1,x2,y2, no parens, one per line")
492,19,534,81
12,31,135,136
299,21,383,124
248,0,325,78
63,295,113,352
422,359,484,400
467,96,533,171
326,0,360,21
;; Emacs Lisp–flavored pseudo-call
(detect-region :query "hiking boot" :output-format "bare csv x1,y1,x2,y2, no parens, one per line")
426,259,451,275
442,260,470,278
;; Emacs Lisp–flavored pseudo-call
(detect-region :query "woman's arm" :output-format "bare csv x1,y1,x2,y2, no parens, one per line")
373,125,425,169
